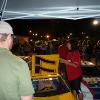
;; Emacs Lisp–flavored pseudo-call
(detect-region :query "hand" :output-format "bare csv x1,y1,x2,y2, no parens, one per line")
60,58,66,64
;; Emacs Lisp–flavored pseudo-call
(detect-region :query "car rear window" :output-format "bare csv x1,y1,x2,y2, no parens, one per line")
32,76,70,97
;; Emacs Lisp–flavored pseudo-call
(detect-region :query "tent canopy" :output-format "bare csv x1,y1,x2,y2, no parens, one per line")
0,0,100,20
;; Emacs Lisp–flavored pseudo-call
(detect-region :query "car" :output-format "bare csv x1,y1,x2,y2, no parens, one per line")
20,55,76,100
31,54,76,100
32,74,76,100
81,61,100,100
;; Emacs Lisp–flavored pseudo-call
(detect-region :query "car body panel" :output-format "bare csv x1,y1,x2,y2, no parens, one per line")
31,54,59,77
34,92,76,100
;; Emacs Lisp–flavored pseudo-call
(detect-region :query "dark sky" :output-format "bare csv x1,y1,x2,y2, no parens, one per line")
7,18,100,39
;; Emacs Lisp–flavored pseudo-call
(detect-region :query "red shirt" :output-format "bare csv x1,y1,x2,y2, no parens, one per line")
66,50,82,81
58,44,68,59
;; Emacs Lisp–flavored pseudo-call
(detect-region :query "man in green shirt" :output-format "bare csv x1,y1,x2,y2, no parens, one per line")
0,21,34,100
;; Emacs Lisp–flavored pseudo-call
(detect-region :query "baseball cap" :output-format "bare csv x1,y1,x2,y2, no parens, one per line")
0,21,13,34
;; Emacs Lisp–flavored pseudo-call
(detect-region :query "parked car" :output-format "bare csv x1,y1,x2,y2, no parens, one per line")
32,74,76,100
81,61,100,100
20,55,76,100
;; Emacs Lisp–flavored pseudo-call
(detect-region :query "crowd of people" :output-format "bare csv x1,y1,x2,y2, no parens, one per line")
78,41,100,66
12,33,100,67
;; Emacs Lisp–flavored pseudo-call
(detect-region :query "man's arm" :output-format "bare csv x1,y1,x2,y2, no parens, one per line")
21,95,33,100
18,61,34,100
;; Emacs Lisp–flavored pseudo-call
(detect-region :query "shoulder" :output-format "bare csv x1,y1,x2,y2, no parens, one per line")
10,55,28,68
14,56,26,63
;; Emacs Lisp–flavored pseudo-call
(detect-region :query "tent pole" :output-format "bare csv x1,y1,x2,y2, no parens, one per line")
0,0,8,21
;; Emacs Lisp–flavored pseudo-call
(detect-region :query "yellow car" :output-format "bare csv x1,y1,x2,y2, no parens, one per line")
20,55,76,100
32,74,76,100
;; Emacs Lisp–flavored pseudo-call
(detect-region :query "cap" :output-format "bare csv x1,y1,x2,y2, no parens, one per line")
0,21,13,34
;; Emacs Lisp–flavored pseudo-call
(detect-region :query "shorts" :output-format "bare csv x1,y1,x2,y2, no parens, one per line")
69,77,82,94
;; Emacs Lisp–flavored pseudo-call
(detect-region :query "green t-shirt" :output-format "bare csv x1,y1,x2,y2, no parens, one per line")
0,48,34,100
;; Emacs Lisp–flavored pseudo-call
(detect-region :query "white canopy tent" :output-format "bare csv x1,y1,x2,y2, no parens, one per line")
0,0,100,20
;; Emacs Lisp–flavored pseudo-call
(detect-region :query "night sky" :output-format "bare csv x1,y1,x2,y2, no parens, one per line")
7,18,100,39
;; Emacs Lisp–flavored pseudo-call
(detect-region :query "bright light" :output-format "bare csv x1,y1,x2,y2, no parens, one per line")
52,39,57,41
69,33,72,35
86,36,89,39
68,36,70,39
46,35,50,39
88,62,94,65
29,30,32,33
30,39,33,42
93,20,99,25
49,78,52,80
35,33,38,36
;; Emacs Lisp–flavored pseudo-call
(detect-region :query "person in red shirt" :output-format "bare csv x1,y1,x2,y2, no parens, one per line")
60,39,83,100
58,41,68,59
58,40,68,81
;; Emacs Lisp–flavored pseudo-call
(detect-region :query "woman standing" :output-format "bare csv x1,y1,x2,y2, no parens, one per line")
60,39,83,100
